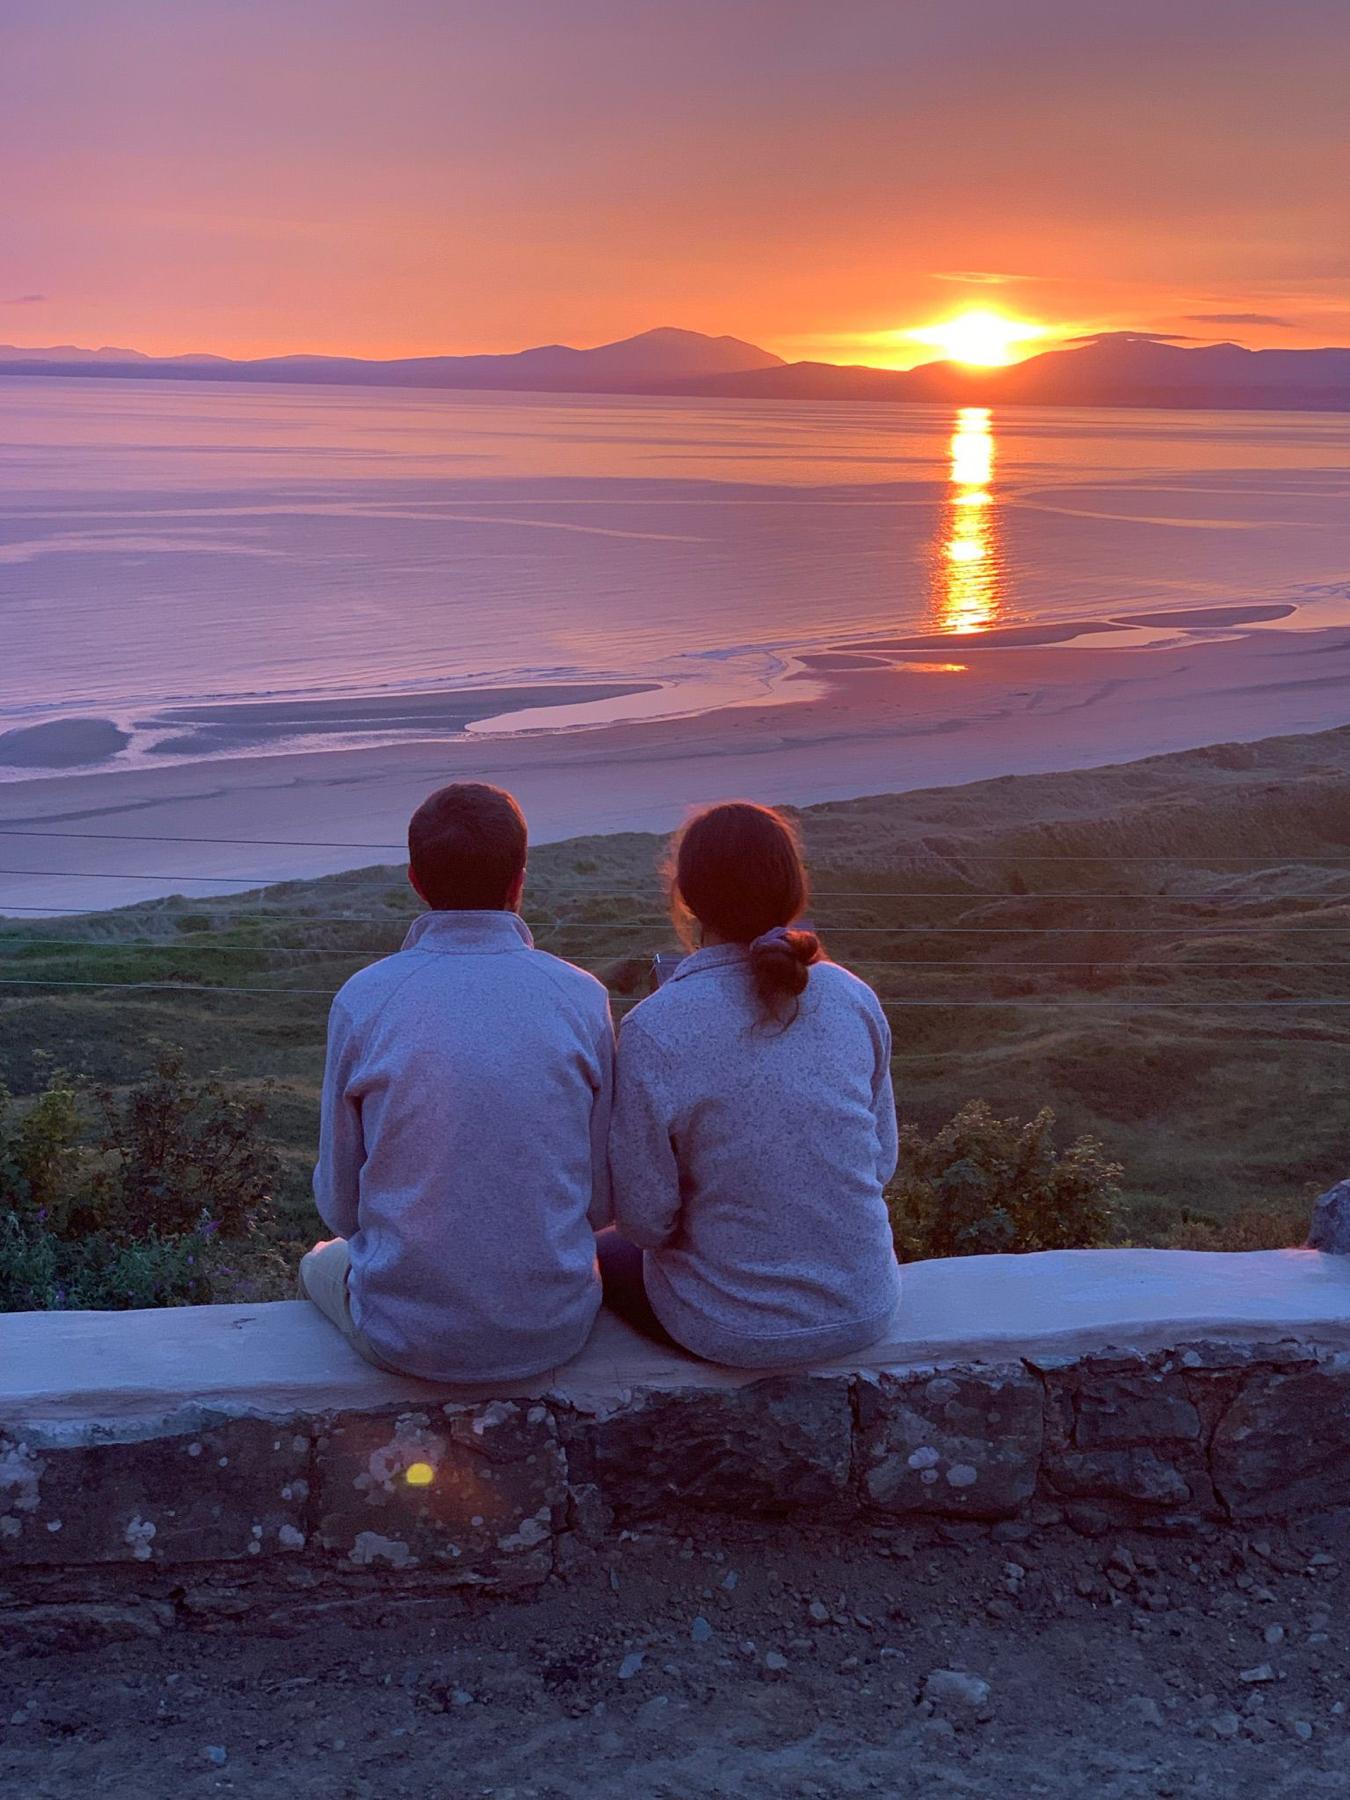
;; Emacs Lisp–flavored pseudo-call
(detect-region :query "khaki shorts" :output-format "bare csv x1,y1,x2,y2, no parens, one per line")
297,1237,405,1375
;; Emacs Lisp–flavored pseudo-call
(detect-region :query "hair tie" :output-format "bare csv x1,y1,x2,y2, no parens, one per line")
750,925,792,953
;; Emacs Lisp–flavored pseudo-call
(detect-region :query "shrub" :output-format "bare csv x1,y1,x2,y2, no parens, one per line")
888,1100,1123,1261
0,1055,287,1312
1152,1201,1308,1252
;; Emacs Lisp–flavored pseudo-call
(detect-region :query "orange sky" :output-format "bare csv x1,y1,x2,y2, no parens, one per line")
3,1,1348,365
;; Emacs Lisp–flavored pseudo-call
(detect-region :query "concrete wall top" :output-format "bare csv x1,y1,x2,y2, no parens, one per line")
3,1248,1349,1430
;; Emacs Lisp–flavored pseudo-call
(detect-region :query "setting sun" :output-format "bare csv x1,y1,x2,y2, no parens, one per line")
910,309,1047,367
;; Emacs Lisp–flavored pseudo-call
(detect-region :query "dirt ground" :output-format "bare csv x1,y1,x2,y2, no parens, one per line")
3,1509,1348,1799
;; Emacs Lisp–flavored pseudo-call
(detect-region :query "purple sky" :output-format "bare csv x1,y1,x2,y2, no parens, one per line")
3,0,1348,362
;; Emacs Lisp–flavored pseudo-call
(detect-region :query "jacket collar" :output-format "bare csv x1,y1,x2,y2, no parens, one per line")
668,942,749,982
402,910,535,954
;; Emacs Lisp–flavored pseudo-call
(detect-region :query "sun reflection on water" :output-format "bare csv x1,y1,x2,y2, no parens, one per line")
934,407,1002,634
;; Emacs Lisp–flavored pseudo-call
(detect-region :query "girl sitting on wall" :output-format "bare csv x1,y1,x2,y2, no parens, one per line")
601,800,901,1366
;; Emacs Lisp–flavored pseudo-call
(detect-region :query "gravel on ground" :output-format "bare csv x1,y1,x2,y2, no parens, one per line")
3,1507,1348,1797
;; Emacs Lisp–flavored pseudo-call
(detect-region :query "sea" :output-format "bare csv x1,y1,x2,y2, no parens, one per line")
3,376,1350,776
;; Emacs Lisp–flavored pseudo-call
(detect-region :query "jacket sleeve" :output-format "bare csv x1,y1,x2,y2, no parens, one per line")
586,998,617,1230
608,1018,682,1249
870,999,900,1188
312,998,364,1239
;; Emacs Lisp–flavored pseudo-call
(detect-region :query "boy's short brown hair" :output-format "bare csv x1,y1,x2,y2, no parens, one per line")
407,782,528,910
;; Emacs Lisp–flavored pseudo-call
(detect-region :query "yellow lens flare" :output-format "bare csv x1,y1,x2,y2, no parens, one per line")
911,310,1046,369
405,1461,436,1487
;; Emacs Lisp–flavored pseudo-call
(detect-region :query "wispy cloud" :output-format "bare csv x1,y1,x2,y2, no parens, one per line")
1186,311,1293,328
1064,329,1202,345
4,293,47,305
931,271,1022,286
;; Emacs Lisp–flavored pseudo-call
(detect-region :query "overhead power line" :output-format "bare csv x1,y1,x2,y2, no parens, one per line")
3,824,1350,864
4,974,1350,1009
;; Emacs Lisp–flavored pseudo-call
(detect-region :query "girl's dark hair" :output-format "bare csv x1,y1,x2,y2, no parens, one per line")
671,801,822,1023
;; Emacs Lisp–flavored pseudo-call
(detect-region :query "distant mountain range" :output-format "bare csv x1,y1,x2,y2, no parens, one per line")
3,325,1349,413
0,326,783,392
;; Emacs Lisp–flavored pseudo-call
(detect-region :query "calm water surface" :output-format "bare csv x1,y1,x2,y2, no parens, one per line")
3,378,1349,768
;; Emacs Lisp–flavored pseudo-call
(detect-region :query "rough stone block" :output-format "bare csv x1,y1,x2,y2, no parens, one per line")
1047,1447,1196,1507
312,1400,564,1584
570,1376,854,1517
857,1365,1042,1518
1211,1354,1350,1516
1073,1373,1202,1449
1041,1357,1216,1517
1307,1179,1350,1254
0,1418,311,1568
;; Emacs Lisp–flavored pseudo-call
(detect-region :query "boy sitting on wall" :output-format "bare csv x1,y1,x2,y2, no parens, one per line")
300,782,614,1381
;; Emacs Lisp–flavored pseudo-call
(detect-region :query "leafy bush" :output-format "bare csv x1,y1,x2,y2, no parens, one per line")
0,1055,287,1312
888,1100,1122,1261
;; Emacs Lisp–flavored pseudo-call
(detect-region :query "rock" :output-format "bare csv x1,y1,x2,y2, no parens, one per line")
807,1600,830,1625
1239,1664,1276,1684
922,1668,992,1711
181,1586,249,1619
1263,1624,1286,1646
1211,1358,1350,1517
1307,1178,1350,1252
1041,1360,1215,1518
0,1421,310,1569
312,1401,564,1588
991,1521,1035,1544
1212,1712,1241,1739
617,1651,646,1681
567,1481,613,1544
203,1747,228,1767
690,1616,713,1645
1065,1505,1112,1538
1124,1696,1164,1728
859,1367,1042,1520
574,1377,853,1517
763,1651,788,1673
1288,1719,1314,1741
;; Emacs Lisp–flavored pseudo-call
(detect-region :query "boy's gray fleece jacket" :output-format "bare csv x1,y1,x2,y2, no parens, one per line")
313,909,614,1382
608,945,901,1366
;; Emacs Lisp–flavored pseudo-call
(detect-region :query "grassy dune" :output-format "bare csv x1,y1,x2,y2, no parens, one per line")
3,725,1349,1262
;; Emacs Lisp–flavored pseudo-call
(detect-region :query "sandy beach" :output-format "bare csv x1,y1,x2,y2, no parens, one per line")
3,611,1349,913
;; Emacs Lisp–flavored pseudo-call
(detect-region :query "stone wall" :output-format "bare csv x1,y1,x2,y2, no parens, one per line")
4,1334,1349,1593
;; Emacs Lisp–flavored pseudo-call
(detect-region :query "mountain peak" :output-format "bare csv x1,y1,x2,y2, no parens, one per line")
560,327,784,376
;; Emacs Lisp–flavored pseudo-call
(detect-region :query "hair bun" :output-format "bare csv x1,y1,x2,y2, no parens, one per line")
748,926,821,1019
